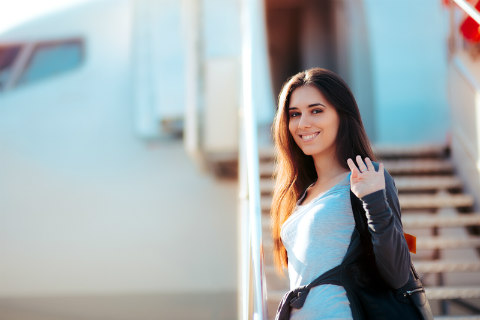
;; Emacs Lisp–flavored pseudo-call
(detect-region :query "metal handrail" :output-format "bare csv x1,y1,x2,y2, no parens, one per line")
447,0,480,165
239,0,268,319
452,0,480,24
448,0,480,90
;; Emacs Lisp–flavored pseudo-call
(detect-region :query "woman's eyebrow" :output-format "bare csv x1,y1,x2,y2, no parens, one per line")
288,103,326,110
308,103,326,108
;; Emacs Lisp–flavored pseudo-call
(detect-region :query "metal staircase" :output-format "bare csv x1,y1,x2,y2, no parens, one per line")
258,144,480,319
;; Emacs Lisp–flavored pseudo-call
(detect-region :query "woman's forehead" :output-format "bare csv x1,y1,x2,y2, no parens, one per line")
289,85,328,108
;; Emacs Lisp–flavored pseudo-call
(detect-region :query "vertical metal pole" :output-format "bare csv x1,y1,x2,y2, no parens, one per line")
240,0,268,318
239,104,252,320
182,0,202,158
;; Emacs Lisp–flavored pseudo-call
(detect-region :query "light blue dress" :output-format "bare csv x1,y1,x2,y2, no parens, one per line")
280,173,354,319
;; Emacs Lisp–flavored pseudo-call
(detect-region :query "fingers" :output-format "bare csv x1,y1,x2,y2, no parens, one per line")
348,156,383,173
356,155,367,172
365,157,375,171
347,158,360,175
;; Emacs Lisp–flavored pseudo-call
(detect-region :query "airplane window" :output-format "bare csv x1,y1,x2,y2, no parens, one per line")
0,45,22,91
16,39,83,87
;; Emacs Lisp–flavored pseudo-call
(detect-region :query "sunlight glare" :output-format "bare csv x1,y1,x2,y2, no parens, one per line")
0,0,94,34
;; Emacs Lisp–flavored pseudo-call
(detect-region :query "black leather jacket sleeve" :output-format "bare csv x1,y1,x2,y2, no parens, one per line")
358,165,411,289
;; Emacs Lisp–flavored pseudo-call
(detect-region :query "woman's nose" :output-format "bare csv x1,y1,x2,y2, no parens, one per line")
298,115,311,128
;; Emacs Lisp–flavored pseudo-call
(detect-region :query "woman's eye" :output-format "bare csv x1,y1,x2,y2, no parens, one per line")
289,112,300,118
312,109,323,114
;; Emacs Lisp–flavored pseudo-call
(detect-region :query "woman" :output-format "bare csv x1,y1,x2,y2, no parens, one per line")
271,68,413,319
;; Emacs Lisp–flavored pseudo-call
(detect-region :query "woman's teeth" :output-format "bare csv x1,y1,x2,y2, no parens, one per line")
301,132,319,141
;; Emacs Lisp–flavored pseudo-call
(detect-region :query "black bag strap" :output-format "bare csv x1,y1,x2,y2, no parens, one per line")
274,264,345,320
275,193,364,320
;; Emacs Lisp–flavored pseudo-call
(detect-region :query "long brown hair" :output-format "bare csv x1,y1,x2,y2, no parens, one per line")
271,68,376,273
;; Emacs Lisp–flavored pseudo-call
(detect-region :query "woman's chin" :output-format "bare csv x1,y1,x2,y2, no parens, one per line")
300,146,334,157
300,148,317,156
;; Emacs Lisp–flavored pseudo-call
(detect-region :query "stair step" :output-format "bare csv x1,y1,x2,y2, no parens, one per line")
262,216,271,230
399,194,474,209
259,176,463,195
261,194,474,213
259,162,275,178
402,213,480,228
372,144,448,159
261,197,272,213
258,147,275,161
426,286,480,300
394,176,462,191
414,261,480,273
416,236,480,250
383,159,454,175
259,179,275,195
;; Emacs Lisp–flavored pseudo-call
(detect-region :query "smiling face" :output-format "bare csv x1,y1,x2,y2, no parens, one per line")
288,85,340,159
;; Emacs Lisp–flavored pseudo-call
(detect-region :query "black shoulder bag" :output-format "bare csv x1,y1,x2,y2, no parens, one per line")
275,191,434,320
345,191,434,320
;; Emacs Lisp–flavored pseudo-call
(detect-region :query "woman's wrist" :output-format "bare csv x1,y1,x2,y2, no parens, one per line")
360,188,388,214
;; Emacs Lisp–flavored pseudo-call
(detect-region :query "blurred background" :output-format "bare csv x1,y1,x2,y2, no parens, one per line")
0,0,480,319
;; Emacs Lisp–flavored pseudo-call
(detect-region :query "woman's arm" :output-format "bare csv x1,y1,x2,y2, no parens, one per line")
360,167,411,289
347,156,412,289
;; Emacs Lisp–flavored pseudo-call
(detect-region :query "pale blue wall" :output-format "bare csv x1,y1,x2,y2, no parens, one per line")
0,0,238,298
364,0,450,144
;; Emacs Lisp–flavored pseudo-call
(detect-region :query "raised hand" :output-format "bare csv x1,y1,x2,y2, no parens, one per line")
347,155,385,199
